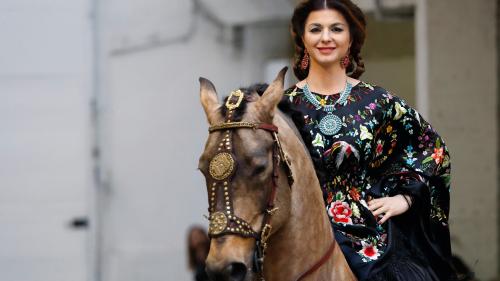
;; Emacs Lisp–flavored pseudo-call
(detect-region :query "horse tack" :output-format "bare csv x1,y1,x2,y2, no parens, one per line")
206,89,293,277
205,88,333,280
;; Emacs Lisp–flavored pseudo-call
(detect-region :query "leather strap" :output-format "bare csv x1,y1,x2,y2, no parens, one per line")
294,239,337,281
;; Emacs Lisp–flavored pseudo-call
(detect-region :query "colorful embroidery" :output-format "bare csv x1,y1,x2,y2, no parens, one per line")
284,82,451,265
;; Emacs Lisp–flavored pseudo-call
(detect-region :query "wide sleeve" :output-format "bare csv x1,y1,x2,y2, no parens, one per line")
368,94,451,224
366,93,456,278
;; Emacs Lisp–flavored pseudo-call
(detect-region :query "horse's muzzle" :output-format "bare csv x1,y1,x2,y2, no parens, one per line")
206,262,248,281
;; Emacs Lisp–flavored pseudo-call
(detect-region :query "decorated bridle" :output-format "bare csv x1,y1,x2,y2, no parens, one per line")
205,88,336,281
206,89,293,277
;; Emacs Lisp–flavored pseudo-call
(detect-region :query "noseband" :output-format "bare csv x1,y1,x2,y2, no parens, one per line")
205,89,335,281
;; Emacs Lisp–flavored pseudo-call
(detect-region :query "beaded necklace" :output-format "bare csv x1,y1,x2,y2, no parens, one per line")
302,81,352,136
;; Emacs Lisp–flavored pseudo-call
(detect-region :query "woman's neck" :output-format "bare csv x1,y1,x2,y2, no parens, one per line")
305,62,348,95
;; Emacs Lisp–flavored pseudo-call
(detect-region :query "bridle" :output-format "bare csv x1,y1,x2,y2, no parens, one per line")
205,89,335,281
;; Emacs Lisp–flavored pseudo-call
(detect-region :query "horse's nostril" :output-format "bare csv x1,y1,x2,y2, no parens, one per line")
206,265,223,281
226,262,247,281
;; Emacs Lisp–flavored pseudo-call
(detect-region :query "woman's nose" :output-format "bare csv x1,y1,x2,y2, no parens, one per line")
321,30,332,42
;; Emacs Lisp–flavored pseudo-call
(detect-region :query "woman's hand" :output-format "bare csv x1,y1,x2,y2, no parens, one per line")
367,195,412,224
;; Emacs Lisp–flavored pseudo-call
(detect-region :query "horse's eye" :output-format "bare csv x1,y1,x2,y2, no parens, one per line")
254,164,267,175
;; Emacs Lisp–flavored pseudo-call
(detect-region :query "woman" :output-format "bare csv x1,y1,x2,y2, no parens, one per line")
284,0,458,280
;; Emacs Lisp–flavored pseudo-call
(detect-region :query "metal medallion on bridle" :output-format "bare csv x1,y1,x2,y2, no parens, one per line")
209,152,235,180
209,211,228,235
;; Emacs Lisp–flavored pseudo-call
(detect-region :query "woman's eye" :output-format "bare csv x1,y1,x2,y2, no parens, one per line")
332,27,343,32
309,28,321,33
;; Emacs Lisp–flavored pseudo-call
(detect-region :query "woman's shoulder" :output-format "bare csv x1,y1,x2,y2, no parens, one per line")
354,81,411,106
284,80,400,104
354,80,389,95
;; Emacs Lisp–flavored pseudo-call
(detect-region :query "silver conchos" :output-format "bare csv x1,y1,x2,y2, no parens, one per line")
319,113,342,136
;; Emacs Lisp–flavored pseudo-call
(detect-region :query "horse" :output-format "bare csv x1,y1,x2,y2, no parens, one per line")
197,67,356,281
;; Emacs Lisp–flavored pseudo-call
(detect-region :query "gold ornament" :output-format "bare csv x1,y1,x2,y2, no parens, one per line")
209,152,235,180
225,89,244,111
209,211,228,235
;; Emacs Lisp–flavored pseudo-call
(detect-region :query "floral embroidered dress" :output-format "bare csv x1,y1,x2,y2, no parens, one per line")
283,82,457,281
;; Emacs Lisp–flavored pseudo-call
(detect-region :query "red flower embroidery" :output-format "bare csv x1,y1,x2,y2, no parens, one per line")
349,188,361,201
328,200,353,224
431,147,444,164
327,192,333,204
358,241,381,260
364,245,376,256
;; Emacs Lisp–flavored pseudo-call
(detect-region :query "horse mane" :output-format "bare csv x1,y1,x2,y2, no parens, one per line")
220,84,312,147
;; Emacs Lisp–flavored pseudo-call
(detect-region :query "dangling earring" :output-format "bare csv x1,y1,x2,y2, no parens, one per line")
301,49,309,70
341,54,350,69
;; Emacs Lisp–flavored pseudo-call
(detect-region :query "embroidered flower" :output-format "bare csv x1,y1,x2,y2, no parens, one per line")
360,125,373,140
349,187,361,201
363,82,374,90
394,102,407,120
406,157,417,166
367,103,377,110
312,133,324,148
431,147,445,164
354,115,362,122
327,192,334,204
328,200,353,224
325,141,361,168
375,142,384,156
335,191,346,202
386,125,393,133
351,202,361,218
287,89,297,97
320,98,326,106
358,241,381,260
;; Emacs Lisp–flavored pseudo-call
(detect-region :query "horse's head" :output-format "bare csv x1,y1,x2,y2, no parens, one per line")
198,68,292,281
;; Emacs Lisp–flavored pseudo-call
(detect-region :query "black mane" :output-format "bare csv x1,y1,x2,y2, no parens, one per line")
220,83,312,145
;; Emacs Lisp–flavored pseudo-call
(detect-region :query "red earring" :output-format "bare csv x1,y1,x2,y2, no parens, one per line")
341,55,350,69
301,49,309,70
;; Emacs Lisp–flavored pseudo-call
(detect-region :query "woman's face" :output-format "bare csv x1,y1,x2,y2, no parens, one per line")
302,9,351,68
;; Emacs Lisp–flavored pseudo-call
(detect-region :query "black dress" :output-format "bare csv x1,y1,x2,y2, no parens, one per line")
283,82,457,280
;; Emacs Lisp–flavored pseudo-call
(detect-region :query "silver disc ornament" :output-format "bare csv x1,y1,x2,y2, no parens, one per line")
319,113,342,135
302,82,352,136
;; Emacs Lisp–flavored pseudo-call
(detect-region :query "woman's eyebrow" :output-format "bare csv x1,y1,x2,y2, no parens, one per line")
308,22,346,27
307,23,322,28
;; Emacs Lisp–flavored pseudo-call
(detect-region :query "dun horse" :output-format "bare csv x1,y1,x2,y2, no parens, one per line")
198,68,356,281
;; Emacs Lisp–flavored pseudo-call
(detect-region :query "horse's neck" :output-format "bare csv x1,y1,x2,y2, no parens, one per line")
264,114,335,280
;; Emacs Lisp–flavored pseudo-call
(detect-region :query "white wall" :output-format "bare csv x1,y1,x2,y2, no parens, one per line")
94,1,293,280
0,1,93,280
427,0,499,280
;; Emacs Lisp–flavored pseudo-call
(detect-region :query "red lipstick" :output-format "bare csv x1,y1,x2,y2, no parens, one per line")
317,47,336,55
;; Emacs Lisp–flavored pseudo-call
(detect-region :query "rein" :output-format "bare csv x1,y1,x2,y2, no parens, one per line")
206,89,335,280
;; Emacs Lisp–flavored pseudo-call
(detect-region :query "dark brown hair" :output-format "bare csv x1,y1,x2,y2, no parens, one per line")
291,0,367,80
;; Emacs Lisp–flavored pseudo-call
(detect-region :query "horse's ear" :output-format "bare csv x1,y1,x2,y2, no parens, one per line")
257,67,287,118
199,77,220,125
